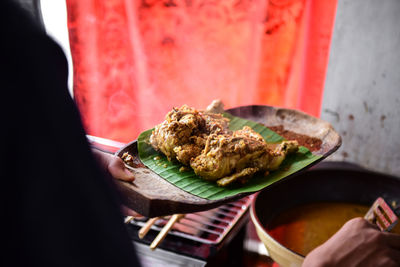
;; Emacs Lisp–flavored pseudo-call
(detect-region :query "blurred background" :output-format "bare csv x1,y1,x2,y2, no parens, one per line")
21,0,398,178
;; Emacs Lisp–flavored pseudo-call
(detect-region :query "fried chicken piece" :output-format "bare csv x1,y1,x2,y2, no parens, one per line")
233,125,266,143
190,127,275,182
150,105,229,163
149,105,204,161
202,112,230,135
268,140,299,170
190,128,269,181
190,129,298,185
174,143,203,165
150,104,299,187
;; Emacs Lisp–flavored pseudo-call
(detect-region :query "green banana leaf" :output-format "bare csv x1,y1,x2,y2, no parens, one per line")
137,113,322,200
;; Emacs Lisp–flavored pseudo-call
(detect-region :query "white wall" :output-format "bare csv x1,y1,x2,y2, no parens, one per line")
321,0,400,177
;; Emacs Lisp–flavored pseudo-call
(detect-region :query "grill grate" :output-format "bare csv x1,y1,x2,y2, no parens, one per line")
127,195,253,245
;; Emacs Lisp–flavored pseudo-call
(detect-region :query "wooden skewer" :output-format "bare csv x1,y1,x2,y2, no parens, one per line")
124,216,135,224
150,214,184,250
138,217,160,239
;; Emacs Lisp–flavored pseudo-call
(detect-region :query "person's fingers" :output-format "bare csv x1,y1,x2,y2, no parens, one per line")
108,156,135,182
347,217,382,232
361,217,382,231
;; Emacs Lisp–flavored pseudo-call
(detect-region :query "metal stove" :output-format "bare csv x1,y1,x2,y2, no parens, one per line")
125,196,253,267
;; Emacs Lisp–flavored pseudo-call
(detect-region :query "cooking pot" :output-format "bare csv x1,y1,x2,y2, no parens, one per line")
250,162,400,267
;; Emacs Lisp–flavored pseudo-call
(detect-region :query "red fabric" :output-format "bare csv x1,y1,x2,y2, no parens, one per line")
66,0,337,143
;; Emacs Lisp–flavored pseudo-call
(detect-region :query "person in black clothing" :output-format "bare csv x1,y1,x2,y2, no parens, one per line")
1,0,140,266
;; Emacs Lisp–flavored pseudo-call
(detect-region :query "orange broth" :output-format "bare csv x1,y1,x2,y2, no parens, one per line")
266,202,400,256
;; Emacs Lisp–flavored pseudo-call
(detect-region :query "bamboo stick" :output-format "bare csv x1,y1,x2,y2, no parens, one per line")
124,216,135,224
138,217,160,239
150,214,184,250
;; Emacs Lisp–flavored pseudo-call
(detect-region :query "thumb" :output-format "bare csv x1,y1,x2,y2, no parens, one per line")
108,156,135,182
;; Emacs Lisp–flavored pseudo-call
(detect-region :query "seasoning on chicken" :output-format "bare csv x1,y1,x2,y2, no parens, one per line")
149,104,228,165
149,103,299,186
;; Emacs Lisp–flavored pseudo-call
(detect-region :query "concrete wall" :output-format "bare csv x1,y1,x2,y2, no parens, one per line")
321,0,400,177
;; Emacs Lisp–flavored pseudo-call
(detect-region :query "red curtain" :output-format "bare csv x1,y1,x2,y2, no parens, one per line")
66,0,337,143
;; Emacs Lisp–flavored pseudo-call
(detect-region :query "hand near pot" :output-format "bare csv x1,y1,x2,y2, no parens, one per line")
302,217,400,267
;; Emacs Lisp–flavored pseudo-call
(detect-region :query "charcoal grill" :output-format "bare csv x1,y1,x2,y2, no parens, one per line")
125,196,253,266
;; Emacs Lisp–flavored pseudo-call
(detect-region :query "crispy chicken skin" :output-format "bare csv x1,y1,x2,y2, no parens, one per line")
150,104,299,186
149,105,202,162
190,129,271,181
149,105,228,165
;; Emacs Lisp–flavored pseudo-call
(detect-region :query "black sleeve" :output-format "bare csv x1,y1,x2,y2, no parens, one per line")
0,1,140,266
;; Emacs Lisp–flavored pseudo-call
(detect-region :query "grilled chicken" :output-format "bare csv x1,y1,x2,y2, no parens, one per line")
149,105,205,164
191,127,270,180
149,104,298,186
